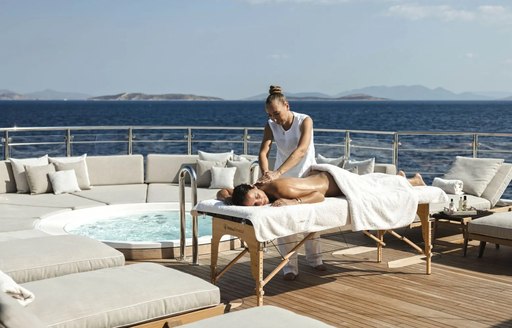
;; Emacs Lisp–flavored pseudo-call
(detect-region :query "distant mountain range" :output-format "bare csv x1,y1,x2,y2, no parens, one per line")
1,85,511,101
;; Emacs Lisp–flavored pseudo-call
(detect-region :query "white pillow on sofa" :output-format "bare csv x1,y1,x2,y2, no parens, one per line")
9,155,49,193
49,170,82,195
343,158,375,175
443,156,504,197
316,154,346,167
227,159,252,186
49,154,91,190
210,166,237,189
196,160,226,188
198,150,234,162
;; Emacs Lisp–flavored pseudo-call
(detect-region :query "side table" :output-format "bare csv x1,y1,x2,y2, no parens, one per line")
431,210,494,255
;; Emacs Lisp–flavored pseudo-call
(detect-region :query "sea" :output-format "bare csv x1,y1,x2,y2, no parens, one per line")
0,100,511,132
1,100,511,198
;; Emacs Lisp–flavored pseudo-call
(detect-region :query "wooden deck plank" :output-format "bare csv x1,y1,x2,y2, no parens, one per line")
147,226,512,327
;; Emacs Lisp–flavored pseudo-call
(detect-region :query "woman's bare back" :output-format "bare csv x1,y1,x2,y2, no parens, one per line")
260,170,342,200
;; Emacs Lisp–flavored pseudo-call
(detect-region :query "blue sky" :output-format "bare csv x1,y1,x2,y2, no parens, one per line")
1,0,511,99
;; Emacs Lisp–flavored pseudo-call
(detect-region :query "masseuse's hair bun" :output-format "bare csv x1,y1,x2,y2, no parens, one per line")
269,85,283,95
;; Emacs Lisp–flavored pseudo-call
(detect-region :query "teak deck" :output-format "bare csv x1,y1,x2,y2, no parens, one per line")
147,223,512,328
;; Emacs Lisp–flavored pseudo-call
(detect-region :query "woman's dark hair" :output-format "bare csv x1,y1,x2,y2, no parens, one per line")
232,183,254,206
265,85,287,108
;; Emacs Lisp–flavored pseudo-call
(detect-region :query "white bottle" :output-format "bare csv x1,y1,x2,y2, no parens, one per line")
449,199,456,213
462,195,468,211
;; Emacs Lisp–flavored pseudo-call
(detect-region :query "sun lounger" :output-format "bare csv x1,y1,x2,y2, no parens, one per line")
193,173,448,305
180,305,334,327
0,234,125,283
0,263,223,328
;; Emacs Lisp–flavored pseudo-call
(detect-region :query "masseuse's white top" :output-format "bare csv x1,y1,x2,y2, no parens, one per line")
268,111,316,178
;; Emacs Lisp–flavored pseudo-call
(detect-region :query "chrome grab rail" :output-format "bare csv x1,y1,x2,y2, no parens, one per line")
178,166,198,265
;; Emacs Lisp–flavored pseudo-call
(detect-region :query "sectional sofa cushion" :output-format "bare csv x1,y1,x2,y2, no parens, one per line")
48,170,81,194
21,263,221,328
0,193,105,209
146,184,219,203
0,229,49,242
0,235,125,283
181,305,334,328
24,163,56,195
0,161,16,194
9,155,49,193
86,154,144,186
443,156,504,197
73,184,148,205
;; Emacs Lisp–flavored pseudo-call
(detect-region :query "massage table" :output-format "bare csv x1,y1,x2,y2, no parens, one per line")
192,184,448,306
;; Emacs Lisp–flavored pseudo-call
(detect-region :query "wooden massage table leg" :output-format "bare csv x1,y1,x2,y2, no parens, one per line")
417,203,432,275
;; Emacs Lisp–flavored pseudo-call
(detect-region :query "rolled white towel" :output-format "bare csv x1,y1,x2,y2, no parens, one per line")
0,270,35,306
432,177,464,195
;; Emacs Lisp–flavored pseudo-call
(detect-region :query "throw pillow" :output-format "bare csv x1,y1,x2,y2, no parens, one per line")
24,163,56,195
443,156,504,197
227,159,252,186
210,166,237,189
316,154,346,167
48,154,87,164
48,170,81,195
196,159,225,188
52,160,91,190
198,150,234,162
9,155,49,193
343,158,375,175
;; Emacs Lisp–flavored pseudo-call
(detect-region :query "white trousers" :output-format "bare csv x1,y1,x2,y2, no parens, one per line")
276,233,323,275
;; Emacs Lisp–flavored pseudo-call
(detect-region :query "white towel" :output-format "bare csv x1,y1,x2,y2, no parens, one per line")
311,164,419,231
0,270,35,306
432,177,464,195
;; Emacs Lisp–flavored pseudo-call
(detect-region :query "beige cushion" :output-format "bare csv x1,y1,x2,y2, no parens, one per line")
343,158,375,175
0,161,16,194
196,160,225,188
74,184,148,204
210,166,237,189
48,170,81,195
0,235,125,283
316,154,345,167
24,163,55,195
468,212,512,240
198,150,233,162
145,154,198,184
86,155,144,186
8,155,49,193
443,156,504,197
227,159,252,186
23,263,220,328
481,163,512,207
180,305,334,328
52,158,91,190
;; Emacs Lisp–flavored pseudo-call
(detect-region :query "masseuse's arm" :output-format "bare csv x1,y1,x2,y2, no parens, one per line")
258,124,273,175
271,190,324,207
275,116,313,176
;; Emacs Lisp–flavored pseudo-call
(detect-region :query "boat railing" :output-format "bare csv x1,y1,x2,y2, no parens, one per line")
2,125,512,197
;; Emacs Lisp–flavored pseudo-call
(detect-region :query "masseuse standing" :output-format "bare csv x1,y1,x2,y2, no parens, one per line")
257,85,325,281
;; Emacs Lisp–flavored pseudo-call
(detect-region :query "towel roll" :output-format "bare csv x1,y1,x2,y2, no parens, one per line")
0,270,35,306
432,177,464,195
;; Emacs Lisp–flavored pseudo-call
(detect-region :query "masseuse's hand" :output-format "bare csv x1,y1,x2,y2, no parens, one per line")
257,170,281,184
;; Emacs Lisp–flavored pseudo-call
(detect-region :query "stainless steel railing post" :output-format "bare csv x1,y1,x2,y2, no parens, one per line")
2,131,8,160
128,128,133,155
473,134,478,158
179,166,199,265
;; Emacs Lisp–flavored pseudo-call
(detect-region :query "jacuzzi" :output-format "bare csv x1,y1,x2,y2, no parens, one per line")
37,203,239,260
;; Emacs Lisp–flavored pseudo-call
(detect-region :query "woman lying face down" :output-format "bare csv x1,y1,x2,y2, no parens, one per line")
216,169,426,207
